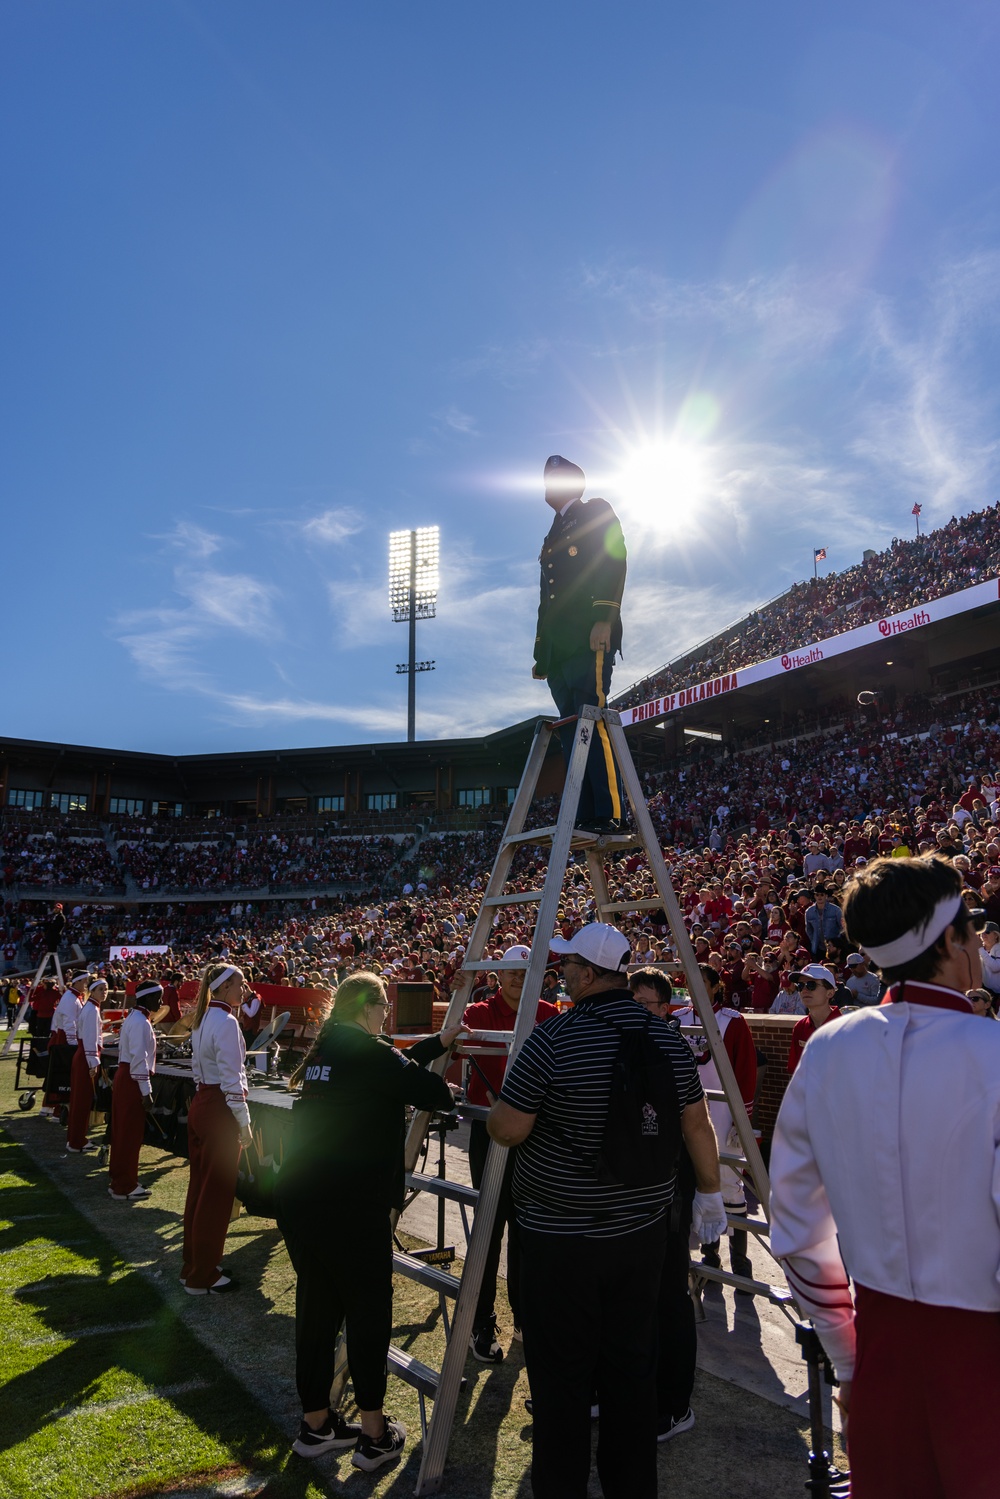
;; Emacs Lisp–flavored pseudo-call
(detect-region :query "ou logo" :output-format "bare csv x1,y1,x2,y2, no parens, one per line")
877,619,891,637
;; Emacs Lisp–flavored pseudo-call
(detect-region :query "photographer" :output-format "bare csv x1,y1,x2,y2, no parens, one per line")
276,971,466,1471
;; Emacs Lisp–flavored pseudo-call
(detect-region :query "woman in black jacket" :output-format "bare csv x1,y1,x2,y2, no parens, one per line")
277,970,464,1471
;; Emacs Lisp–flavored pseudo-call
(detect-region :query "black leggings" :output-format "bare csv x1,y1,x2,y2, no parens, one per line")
278,1195,393,1413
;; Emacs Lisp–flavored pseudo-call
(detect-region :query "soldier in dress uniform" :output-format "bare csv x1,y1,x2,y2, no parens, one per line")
532,456,628,832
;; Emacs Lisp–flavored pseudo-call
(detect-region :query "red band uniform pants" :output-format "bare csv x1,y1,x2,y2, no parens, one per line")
182,1085,241,1289
109,1062,146,1196
850,1283,1000,1499
66,1041,96,1149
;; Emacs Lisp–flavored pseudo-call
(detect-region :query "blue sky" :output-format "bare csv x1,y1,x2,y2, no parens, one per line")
4,1,1000,753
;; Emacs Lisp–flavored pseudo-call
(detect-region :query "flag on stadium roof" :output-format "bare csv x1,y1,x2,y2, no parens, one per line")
814,547,827,561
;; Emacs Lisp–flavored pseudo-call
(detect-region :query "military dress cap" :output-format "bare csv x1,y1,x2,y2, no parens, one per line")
543,455,586,496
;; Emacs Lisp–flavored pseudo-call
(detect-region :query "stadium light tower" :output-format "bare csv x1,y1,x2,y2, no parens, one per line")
389,526,439,742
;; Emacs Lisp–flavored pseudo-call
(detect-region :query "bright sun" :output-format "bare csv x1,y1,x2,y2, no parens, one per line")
618,441,708,529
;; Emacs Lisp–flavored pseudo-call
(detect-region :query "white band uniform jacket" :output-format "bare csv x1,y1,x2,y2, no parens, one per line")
78,1000,103,1070
191,1005,250,1129
118,1008,157,1096
769,981,1000,1379
51,989,82,1044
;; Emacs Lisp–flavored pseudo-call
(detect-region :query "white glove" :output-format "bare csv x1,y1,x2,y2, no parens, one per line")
692,1190,728,1246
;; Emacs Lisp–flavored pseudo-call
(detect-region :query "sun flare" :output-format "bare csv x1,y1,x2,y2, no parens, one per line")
617,442,708,529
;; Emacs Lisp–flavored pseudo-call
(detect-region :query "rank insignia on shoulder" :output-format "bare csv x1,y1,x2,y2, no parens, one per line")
568,545,578,556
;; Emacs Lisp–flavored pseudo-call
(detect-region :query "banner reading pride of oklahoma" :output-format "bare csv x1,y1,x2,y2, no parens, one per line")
618,576,1000,728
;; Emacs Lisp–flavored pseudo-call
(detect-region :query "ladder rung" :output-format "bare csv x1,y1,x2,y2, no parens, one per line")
691,1265,791,1302
482,891,544,906
719,1150,749,1167
393,1251,462,1298
726,1214,770,1237
387,1344,460,1399
599,899,665,913
501,826,638,848
406,1172,479,1207
461,959,529,971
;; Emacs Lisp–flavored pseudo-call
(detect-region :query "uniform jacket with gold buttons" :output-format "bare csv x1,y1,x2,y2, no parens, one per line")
533,498,627,675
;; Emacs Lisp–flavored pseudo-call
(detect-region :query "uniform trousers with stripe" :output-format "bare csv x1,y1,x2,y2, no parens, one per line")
182,1085,241,1289
545,646,622,825
66,1041,95,1149
109,1062,146,1197
849,1284,1000,1499
520,1214,667,1499
277,1192,392,1413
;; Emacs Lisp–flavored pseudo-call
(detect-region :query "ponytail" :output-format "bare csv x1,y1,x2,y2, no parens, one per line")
288,970,386,1089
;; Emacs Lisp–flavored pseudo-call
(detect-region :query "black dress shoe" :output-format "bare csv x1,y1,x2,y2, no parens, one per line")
577,818,622,836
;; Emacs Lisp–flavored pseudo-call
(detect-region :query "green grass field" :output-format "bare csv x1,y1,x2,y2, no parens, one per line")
0,1133,327,1499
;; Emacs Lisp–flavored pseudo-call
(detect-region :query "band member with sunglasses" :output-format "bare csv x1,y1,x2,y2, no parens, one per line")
785,964,842,1074
770,856,998,1499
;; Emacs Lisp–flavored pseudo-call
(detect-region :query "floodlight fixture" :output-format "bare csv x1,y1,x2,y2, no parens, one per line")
389,525,440,742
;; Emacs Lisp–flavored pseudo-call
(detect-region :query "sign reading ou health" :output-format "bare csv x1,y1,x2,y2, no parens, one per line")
617,576,1000,728
109,945,170,961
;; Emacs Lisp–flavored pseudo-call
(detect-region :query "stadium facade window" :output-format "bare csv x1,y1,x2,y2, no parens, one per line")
151,801,183,818
50,792,89,813
7,789,45,810
456,787,489,808
317,795,345,812
500,787,517,805
109,798,145,817
366,793,397,812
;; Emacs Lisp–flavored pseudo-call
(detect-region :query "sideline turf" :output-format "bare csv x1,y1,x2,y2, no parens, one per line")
0,1133,326,1499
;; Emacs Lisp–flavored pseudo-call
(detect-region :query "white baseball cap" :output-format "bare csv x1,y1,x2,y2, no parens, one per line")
789,964,836,987
501,945,531,962
549,923,630,971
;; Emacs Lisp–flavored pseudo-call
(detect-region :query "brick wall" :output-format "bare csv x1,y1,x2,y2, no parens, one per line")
745,1015,797,1142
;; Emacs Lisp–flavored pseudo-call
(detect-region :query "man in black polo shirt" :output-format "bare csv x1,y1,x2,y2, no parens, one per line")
488,924,725,1499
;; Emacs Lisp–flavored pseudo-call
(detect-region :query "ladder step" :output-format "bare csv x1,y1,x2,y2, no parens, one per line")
406,1171,479,1208
393,1251,462,1298
691,1265,791,1302
455,1101,490,1123
599,899,665,913
461,959,529,971
482,891,544,906
718,1150,749,1167
501,826,638,848
387,1344,465,1399
727,1214,771,1237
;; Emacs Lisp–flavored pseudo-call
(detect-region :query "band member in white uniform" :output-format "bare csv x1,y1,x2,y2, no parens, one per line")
770,856,1000,1499
66,978,105,1153
109,979,159,1200
42,972,86,1119
181,963,253,1295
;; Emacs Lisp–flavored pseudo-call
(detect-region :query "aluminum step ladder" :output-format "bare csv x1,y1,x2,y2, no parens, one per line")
389,704,788,1494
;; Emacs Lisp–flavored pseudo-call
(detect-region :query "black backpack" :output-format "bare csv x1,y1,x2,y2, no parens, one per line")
590,1012,683,1188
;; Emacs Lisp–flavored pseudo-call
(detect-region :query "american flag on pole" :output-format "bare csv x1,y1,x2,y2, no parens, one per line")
814,547,827,561
912,503,922,516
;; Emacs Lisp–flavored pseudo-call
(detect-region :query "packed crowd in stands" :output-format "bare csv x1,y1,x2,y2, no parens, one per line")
614,501,1000,709
1,829,124,894
4,681,999,1033
115,831,411,894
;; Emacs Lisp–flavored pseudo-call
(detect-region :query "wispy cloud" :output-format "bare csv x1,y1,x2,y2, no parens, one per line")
301,506,364,544
434,405,479,436
154,520,224,559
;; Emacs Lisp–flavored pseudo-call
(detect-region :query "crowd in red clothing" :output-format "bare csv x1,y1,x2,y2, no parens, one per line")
614,502,1000,709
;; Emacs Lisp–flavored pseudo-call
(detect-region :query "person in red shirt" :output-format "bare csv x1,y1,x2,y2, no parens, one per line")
786,965,842,1073
462,944,558,1362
